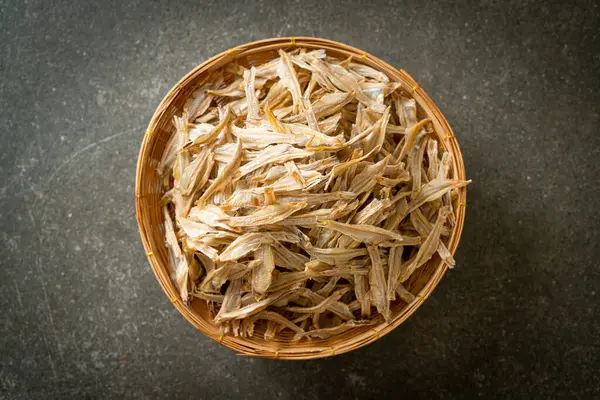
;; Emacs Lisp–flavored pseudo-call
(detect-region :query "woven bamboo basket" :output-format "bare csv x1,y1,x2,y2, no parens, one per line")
135,37,467,359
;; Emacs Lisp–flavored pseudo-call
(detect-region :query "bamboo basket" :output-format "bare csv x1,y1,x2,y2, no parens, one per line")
135,37,467,360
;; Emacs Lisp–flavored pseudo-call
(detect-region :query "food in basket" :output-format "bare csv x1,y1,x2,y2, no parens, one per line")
158,48,470,339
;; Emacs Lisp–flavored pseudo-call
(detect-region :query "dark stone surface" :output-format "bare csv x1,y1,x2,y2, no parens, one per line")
1,0,599,398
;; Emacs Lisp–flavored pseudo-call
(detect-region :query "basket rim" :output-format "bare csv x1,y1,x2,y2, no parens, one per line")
135,36,467,360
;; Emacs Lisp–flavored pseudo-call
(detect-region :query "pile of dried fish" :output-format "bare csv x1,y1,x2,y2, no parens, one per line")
158,48,470,340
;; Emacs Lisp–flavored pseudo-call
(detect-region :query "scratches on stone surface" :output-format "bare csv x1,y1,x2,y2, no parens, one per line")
44,126,142,189
14,280,24,310
41,332,58,381
34,252,64,365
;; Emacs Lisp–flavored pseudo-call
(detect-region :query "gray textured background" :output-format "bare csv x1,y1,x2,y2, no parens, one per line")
1,0,599,399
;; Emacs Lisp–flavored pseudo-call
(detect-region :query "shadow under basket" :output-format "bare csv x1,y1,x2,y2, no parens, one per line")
135,37,467,360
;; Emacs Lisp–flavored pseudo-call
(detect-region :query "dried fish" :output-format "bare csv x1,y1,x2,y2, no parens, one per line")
295,288,354,320
349,62,389,82
243,67,260,123
305,262,370,277
196,139,243,205
185,238,219,260
395,283,416,303
226,202,308,227
272,240,309,271
398,207,450,283
277,50,303,112
410,208,455,267
236,144,314,179
200,262,251,292
286,287,349,313
178,218,216,238
407,178,471,214
188,204,240,232
305,245,368,265
215,278,243,321
180,148,215,197
218,232,276,262
161,48,470,341
367,244,389,320
354,274,371,318
252,245,275,296
185,107,232,149
244,311,305,336
214,290,293,323
272,208,332,227
318,220,405,244
278,191,356,206
266,271,308,292
386,246,403,301
288,91,355,122
297,318,379,339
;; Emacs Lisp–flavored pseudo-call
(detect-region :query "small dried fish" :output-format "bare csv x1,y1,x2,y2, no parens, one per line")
410,208,455,267
295,288,354,320
162,48,470,341
349,62,389,82
367,244,389,320
226,202,308,227
278,191,356,206
178,218,215,238
398,207,450,283
427,138,439,181
230,124,297,149
407,178,471,214
184,107,232,149
196,139,243,205
218,232,276,262
266,271,308,292
305,245,368,265
288,92,354,122
272,240,309,271
236,144,314,179
272,208,333,227
386,246,403,301
395,283,416,303
185,238,219,260
215,290,295,323
252,245,275,297
188,204,239,232
354,274,371,318
297,318,379,339
318,220,405,244
277,50,303,112
244,311,305,336
215,278,243,322
244,67,261,123
200,262,252,292
164,206,181,260
305,262,370,277
286,287,349,313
